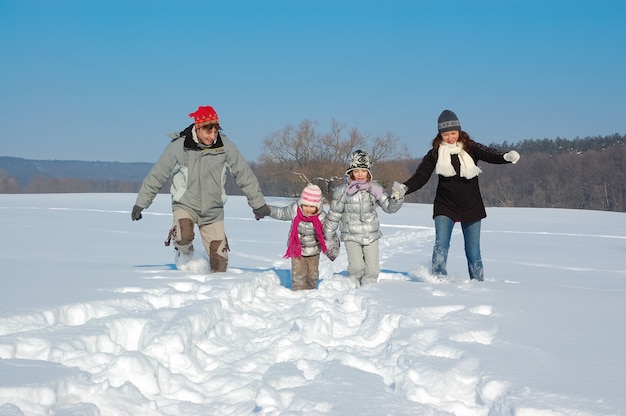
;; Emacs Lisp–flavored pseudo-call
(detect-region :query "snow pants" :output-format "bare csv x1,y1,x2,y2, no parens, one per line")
344,239,380,286
290,254,320,291
173,208,229,272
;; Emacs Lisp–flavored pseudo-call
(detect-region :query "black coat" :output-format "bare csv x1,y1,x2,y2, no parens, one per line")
404,141,508,222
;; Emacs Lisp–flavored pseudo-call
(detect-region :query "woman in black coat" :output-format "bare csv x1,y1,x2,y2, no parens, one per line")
392,110,520,281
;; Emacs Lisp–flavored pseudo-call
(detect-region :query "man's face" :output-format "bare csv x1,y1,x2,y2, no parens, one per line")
197,124,219,145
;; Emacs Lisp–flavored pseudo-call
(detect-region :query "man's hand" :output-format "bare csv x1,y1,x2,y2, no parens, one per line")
131,205,144,221
253,204,271,220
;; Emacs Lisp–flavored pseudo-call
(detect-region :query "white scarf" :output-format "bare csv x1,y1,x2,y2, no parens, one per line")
435,142,482,179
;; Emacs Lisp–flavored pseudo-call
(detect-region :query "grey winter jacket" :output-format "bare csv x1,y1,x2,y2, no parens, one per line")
135,126,266,225
324,181,402,245
270,202,327,257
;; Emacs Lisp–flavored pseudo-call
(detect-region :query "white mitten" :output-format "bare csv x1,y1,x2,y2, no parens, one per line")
391,181,408,200
503,150,520,164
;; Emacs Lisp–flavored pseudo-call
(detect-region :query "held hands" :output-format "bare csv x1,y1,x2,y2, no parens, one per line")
325,233,340,262
131,205,144,221
391,181,408,201
253,204,271,220
504,151,520,164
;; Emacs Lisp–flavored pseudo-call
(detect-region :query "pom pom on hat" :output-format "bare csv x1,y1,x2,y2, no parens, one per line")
299,184,323,210
189,106,219,127
345,149,372,176
438,110,461,133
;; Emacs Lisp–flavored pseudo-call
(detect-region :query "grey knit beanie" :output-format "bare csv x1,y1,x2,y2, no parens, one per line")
438,110,461,133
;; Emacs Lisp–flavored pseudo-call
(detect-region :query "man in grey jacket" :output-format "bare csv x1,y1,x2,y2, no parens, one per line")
131,105,270,272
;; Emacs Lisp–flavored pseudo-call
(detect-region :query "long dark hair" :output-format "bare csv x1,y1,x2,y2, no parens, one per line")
429,130,473,157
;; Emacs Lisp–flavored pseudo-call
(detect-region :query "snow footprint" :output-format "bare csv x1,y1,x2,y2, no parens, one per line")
449,327,497,345
469,304,493,316
446,305,497,345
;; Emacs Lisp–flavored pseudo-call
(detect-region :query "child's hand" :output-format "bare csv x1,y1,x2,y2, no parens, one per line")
391,181,408,201
325,233,340,261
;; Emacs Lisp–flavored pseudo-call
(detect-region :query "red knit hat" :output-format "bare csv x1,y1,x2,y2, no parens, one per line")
189,106,219,127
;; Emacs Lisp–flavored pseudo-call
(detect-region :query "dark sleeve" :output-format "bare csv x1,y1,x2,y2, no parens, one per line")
403,151,436,195
472,141,508,164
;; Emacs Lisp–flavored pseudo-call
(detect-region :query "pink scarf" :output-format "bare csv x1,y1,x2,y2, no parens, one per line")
284,207,327,259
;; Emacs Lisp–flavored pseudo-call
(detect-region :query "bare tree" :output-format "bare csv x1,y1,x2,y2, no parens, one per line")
0,170,19,193
258,119,410,199
370,131,410,162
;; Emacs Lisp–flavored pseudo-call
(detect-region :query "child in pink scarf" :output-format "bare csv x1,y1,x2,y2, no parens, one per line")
268,184,337,291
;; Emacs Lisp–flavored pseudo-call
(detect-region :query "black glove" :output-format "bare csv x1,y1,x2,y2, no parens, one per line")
131,205,144,221
253,204,271,220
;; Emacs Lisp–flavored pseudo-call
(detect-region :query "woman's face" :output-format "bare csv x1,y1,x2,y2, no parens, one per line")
441,130,459,144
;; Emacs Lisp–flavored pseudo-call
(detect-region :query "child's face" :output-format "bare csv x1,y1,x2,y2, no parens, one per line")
351,168,370,181
301,204,318,216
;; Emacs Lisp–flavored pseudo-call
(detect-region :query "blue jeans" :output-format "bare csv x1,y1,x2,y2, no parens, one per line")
432,215,484,281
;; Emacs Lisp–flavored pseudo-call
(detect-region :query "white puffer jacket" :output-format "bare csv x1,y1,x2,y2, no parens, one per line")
324,181,402,245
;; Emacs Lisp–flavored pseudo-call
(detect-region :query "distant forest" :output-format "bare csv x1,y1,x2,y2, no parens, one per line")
1,133,624,212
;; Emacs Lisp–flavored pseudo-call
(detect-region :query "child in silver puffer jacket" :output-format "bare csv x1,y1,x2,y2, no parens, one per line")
323,150,403,287
269,184,337,291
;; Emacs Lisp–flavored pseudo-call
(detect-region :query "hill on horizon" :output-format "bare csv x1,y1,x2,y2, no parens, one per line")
0,156,152,187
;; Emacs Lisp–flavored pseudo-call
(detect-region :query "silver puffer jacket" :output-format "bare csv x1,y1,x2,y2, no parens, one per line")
270,202,327,257
324,181,402,245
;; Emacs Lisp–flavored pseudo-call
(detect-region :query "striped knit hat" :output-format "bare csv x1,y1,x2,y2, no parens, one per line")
299,184,323,210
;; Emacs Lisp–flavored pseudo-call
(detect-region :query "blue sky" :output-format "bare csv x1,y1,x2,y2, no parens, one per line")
1,0,624,163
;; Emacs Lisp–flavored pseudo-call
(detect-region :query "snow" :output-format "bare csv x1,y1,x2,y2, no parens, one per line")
0,193,624,416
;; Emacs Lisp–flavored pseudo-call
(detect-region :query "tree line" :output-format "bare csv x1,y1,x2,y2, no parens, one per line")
1,121,624,212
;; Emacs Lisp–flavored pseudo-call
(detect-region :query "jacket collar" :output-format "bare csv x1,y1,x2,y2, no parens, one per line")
180,124,224,150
